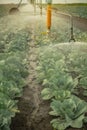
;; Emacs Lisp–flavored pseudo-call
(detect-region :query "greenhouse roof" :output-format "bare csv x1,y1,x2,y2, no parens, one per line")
0,0,28,4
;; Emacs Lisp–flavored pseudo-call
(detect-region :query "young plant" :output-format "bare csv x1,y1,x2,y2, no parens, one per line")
50,96,87,130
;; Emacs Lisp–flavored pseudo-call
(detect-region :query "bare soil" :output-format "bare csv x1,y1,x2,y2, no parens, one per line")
10,40,53,130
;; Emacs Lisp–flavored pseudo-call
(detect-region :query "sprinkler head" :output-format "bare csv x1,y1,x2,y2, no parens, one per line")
47,29,50,34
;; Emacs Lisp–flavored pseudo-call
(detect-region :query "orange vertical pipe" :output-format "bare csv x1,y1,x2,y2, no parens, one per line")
46,4,52,30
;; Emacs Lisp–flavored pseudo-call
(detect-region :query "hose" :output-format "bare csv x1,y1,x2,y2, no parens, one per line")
17,0,23,8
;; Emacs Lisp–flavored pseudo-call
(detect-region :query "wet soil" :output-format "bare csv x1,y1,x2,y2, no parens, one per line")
10,39,53,130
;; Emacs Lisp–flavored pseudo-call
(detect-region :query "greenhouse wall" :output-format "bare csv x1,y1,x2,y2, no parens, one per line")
0,0,28,4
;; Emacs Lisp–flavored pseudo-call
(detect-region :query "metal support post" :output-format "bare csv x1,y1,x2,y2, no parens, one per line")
46,0,52,34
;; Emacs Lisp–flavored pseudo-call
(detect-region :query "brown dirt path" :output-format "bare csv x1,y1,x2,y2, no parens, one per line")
10,21,53,130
